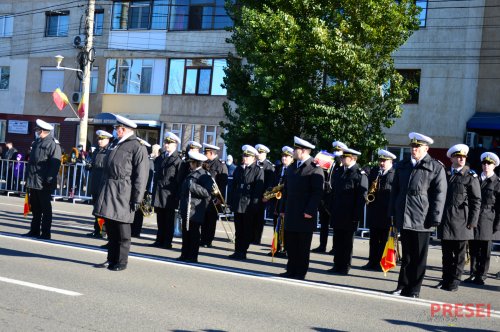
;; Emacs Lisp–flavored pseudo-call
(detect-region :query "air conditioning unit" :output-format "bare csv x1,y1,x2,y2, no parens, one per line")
71,92,82,104
465,131,477,148
73,34,86,48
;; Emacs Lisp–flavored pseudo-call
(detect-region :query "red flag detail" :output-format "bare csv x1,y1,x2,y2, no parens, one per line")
77,92,87,119
23,192,31,218
380,226,397,275
97,218,105,232
52,88,69,111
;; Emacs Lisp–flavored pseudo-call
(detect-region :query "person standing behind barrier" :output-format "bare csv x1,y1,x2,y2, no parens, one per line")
254,144,275,245
24,119,62,240
200,143,228,248
131,138,154,238
177,151,214,263
93,115,148,271
228,145,264,260
329,147,368,275
86,130,113,238
13,153,24,190
464,152,500,286
389,132,447,298
279,137,324,280
150,132,182,249
362,149,396,271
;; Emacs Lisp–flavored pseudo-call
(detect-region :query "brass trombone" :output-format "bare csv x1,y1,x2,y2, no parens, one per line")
211,180,235,243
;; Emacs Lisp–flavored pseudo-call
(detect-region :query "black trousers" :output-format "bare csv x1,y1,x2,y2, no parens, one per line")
285,230,313,278
29,188,53,236
131,210,144,237
234,212,254,254
181,219,201,261
332,228,356,272
318,207,331,250
469,240,492,280
106,220,131,266
368,228,389,267
397,230,430,296
155,207,175,246
252,202,266,244
441,239,467,287
200,203,218,246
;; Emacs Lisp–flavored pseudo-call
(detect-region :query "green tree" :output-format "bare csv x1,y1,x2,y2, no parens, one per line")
221,0,420,163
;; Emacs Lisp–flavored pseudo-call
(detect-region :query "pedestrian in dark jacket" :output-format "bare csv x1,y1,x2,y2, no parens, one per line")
254,144,275,245
363,149,397,271
228,145,264,260
279,137,324,280
389,132,447,298
464,152,500,285
93,115,149,271
2,141,18,160
436,144,481,292
86,130,113,238
177,140,203,191
200,143,228,248
150,132,183,249
24,119,61,240
329,147,368,275
177,151,214,263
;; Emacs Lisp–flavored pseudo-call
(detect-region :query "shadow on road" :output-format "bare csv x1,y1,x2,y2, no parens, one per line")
385,319,495,331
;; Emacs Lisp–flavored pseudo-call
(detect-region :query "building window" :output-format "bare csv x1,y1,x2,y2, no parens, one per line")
170,0,233,31
94,9,104,35
0,66,10,90
40,68,64,93
203,125,216,145
167,58,227,96
105,59,154,94
417,1,428,27
45,11,69,37
170,123,184,150
0,15,13,37
0,120,6,142
112,0,169,30
398,69,421,104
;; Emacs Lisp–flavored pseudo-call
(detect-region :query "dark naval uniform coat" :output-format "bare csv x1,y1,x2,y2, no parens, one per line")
281,157,324,279
329,163,368,274
254,159,275,244
389,153,447,296
26,135,62,238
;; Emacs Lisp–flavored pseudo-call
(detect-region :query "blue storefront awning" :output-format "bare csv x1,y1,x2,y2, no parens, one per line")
467,112,500,131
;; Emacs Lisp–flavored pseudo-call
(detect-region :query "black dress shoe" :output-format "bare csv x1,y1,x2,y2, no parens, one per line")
100,243,109,249
390,288,403,295
163,244,173,249
445,285,459,292
463,276,475,283
291,275,306,280
328,248,335,255
148,242,162,248
474,278,485,286
361,263,376,270
278,271,293,278
38,234,51,240
497,272,500,280
228,252,246,260
185,258,198,263
311,246,326,253
328,267,348,275
108,264,127,271
402,293,419,298
433,281,445,289
23,231,39,237
94,261,112,268
176,256,187,262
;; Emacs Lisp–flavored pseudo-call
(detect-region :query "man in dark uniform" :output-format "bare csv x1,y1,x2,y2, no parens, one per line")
93,114,148,271
86,130,113,238
312,141,347,253
435,144,481,291
254,144,275,244
363,149,397,271
329,147,368,275
279,136,324,280
151,132,183,249
200,143,228,248
465,152,500,285
228,145,264,260
24,119,62,240
390,132,447,298
178,140,203,187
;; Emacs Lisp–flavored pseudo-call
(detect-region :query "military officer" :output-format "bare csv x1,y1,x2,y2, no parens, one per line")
86,130,113,238
178,140,203,188
254,144,276,244
363,149,397,271
464,152,500,285
279,137,324,280
329,147,369,275
93,114,149,271
390,132,447,298
228,145,264,260
24,119,62,239
151,132,183,249
178,151,214,263
200,143,228,248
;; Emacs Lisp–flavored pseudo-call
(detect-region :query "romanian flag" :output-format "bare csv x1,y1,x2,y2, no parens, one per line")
97,218,105,233
380,226,397,276
23,190,30,218
313,151,335,171
77,92,88,119
270,215,282,261
52,88,69,111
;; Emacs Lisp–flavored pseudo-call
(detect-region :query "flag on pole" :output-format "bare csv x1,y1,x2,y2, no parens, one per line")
52,88,69,111
97,218,105,233
313,151,335,170
270,215,282,261
380,226,398,276
23,190,31,218
77,92,88,119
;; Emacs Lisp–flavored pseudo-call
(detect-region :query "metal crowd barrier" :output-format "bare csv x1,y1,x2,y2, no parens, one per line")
0,159,27,195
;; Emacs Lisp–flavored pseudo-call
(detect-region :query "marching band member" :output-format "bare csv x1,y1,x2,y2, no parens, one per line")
362,149,397,271
279,137,324,280
255,144,275,244
228,145,264,260
390,132,447,297
178,151,214,263
329,147,368,275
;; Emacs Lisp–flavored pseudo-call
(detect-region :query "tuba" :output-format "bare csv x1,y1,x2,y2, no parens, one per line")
366,171,382,204
263,183,284,200
140,192,155,217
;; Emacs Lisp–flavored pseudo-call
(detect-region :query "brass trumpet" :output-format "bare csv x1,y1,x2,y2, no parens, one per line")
211,179,235,243
263,183,284,200
366,173,381,204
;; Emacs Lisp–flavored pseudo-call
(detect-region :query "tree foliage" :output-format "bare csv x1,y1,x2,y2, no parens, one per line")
220,0,420,162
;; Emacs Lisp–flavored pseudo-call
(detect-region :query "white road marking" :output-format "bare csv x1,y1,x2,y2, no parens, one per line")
1,233,499,318
0,276,82,296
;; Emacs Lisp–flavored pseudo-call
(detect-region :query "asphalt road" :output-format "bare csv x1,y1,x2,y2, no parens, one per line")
0,196,499,331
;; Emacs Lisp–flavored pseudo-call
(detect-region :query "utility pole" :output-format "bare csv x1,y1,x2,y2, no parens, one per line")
79,0,95,150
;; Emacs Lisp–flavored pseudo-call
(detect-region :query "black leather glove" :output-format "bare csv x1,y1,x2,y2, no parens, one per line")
131,202,140,212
